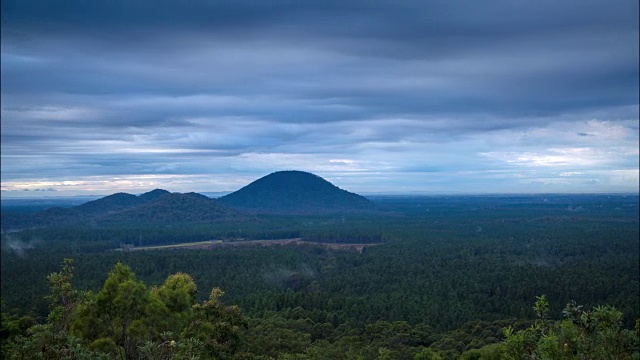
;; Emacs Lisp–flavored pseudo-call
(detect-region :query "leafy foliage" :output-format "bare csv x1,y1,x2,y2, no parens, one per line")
497,298,639,360
2,260,638,359
2,259,246,359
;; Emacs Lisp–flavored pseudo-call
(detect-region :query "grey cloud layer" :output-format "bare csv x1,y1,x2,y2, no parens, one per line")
1,0,638,193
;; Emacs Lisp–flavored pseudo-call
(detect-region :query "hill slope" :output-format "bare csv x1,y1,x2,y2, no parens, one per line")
218,170,374,214
9,190,243,229
76,192,142,214
99,192,243,225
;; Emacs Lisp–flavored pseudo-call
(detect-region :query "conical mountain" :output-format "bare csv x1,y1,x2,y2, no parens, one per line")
218,170,373,214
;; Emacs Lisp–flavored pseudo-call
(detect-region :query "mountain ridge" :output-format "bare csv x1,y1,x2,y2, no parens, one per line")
0,171,375,230
5,189,241,230
98,192,244,225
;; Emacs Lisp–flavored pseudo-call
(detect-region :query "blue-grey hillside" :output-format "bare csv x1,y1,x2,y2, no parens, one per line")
100,192,243,225
3,190,242,230
218,170,374,214
67,189,171,216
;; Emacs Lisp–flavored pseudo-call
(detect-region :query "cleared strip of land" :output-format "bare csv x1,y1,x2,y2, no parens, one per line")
116,238,380,253
116,240,224,251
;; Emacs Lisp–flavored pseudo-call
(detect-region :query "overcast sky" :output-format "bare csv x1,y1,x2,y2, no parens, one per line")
1,0,638,197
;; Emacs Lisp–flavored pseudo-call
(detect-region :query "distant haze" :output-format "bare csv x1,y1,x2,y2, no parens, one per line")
1,1,638,197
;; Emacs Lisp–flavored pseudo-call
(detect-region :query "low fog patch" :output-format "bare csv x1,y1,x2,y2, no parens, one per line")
262,264,316,291
2,234,41,258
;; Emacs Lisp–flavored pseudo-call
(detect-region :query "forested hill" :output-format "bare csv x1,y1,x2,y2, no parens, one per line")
218,170,374,214
1,194,638,359
99,192,245,225
1,170,376,230
1,189,243,230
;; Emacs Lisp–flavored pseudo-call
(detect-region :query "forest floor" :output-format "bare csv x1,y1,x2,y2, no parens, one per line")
117,238,382,253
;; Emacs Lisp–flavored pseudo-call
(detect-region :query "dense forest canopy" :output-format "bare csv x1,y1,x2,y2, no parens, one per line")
1,189,639,359
1,259,638,359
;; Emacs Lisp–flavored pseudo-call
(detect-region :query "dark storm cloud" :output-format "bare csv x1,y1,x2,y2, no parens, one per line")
4,0,637,117
1,0,638,194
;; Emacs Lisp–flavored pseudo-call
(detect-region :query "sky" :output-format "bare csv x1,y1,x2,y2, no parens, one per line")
1,0,638,197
